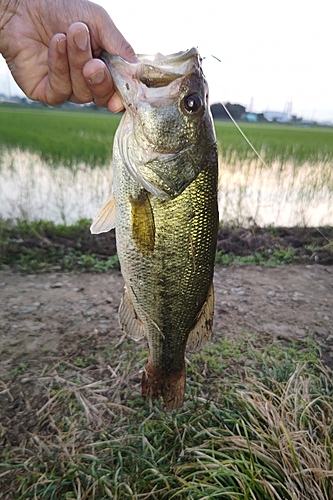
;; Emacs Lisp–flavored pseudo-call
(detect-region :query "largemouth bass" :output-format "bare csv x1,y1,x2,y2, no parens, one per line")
91,48,218,409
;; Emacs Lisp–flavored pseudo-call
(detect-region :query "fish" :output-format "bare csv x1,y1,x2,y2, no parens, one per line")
91,48,218,409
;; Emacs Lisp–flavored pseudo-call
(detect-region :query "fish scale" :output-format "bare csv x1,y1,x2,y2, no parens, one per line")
91,48,218,408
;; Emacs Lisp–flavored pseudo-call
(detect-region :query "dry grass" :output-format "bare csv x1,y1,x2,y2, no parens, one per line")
1,345,332,499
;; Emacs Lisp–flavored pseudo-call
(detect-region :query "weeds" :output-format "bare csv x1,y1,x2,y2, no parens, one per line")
215,247,298,266
214,121,333,166
2,218,331,272
0,218,119,272
1,337,331,499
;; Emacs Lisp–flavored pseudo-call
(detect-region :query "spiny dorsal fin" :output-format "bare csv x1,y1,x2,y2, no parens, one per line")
119,287,145,340
90,195,116,234
186,281,214,352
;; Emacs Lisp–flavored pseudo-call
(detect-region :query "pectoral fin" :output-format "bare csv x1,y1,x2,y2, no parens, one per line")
90,195,116,234
119,287,145,340
130,191,155,253
186,281,214,352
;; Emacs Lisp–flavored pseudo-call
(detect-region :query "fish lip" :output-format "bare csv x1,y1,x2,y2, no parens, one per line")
101,47,199,68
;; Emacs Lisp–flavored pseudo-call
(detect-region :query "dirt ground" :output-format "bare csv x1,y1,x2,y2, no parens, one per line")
0,263,332,462
0,264,332,379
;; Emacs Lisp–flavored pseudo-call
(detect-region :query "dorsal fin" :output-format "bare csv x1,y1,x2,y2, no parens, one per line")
90,195,116,234
186,281,214,352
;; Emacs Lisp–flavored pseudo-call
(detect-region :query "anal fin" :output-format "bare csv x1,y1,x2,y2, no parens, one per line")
119,287,145,340
186,281,214,352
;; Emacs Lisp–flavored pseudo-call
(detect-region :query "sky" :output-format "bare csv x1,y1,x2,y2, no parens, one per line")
1,0,333,121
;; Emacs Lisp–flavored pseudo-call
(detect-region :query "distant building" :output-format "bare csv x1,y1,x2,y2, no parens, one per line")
263,111,290,123
243,112,258,122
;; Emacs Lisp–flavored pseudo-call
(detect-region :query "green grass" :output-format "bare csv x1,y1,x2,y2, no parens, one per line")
1,218,321,272
215,247,298,266
0,218,120,272
0,105,121,166
214,121,333,165
1,331,332,499
1,105,333,168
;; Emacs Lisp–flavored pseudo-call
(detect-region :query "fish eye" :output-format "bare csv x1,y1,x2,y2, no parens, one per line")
183,93,203,114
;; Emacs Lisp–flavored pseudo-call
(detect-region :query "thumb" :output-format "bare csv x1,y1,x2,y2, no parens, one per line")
86,4,138,62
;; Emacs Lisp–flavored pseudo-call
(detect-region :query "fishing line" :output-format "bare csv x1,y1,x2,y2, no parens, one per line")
206,54,269,169
220,101,269,169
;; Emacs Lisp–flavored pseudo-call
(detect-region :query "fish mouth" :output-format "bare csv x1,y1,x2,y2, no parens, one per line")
101,48,201,103
101,47,199,76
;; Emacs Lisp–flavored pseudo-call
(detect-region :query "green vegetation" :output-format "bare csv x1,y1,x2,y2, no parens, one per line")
214,120,333,165
2,218,329,272
1,105,333,168
1,105,333,227
0,105,121,166
215,246,298,266
0,218,119,272
1,330,332,499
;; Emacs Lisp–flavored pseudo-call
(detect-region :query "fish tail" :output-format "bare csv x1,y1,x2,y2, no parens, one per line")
142,359,186,409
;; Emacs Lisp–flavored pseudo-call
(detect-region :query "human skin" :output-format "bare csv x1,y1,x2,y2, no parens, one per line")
0,0,137,110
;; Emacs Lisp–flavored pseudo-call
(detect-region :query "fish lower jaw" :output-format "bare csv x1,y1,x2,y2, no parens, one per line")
142,359,186,410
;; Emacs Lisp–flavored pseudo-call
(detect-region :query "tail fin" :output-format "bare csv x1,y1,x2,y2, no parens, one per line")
142,359,186,409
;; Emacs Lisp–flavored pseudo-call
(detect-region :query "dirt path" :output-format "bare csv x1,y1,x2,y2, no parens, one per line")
1,264,332,380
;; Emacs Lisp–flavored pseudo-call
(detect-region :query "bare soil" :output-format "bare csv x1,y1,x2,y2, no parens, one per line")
0,264,332,454
0,263,332,376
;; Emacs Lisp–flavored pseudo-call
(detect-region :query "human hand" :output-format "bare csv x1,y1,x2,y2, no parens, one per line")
0,0,137,110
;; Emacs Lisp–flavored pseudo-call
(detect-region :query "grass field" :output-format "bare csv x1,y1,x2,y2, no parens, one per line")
1,329,332,500
0,105,121,166
214,120,333,165
1,104,333,167
1,104,333,225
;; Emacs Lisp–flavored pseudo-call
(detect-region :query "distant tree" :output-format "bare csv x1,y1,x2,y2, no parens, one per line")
210,102,246,120
291,114,302,124
226,102,246,119
210,103,227,119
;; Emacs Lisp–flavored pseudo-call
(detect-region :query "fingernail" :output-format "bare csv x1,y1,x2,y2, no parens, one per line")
74,28,88,51
89,69,105,85
57,37,67,55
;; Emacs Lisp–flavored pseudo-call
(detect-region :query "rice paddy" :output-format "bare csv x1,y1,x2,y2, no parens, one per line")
1,104,333,226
